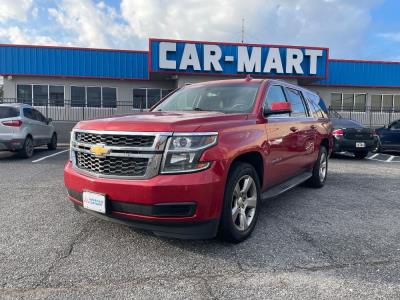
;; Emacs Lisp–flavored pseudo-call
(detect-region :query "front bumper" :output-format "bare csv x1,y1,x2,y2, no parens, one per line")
333,137,378,153
64,161,226,239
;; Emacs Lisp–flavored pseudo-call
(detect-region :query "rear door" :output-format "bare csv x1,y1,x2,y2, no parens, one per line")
32,109,52,142
22,107,42,142
283,87,317,170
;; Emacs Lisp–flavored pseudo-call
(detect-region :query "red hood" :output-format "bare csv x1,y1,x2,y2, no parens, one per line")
75,111,252,132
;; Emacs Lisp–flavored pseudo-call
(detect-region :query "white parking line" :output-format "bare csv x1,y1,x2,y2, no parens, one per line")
369,153,379,159
386,156,395,162
32,149,69,163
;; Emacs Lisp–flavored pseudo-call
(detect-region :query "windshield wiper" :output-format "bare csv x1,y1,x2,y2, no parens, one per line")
193,107,205,111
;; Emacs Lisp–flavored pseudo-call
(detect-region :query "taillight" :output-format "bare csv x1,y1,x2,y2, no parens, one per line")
1,120,22,127
332,128,344,136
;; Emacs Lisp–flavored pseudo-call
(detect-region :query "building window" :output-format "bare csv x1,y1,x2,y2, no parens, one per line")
382,95,393,111
371,94,400,112
17,84,65,106
49,86,65,106
394,96,400,112
33,85,48,106
102,87,117,108
330,93,366,111
70,86,116,108
330,93,342,110
71,86,86,107
87,87,101,108
17,85,32,105
132,88,173,109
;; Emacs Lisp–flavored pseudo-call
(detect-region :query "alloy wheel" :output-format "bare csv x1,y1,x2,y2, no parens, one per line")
231,175,257,231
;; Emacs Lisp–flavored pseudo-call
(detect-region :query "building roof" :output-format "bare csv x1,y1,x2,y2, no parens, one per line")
1,41,400,88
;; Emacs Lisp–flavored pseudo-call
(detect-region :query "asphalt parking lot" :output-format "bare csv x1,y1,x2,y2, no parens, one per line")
0,149,400,299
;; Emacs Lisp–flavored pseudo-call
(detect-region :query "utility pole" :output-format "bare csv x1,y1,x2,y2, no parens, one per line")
241,17,245,43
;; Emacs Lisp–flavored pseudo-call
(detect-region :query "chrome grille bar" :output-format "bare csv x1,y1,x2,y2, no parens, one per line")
71,129,172,179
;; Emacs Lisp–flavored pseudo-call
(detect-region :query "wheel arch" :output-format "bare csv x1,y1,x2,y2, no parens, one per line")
228,151,264,187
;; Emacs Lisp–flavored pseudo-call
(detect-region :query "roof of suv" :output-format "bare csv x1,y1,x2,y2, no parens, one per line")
0,103,32,108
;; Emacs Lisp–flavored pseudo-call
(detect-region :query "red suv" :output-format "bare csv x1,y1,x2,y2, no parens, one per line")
64,79,332,242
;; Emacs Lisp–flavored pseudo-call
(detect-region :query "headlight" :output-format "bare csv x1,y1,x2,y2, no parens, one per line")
161,133,218,174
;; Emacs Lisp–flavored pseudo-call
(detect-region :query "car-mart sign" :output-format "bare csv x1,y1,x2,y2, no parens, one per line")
150,39,328,78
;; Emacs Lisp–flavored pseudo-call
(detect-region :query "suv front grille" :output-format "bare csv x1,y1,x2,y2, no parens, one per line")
75,132,155,147
76,152,148,177
71,130,169,179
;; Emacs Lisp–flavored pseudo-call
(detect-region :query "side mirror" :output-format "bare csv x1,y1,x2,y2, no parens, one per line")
47,118,53,124
264,102,292,116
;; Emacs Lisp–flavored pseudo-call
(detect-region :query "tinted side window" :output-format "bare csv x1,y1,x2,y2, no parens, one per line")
391,121,400,130
0,107,19,118
264,85,289,117
284,88,308,118
264,85,287,107
33,109,47,123
23,108,35,120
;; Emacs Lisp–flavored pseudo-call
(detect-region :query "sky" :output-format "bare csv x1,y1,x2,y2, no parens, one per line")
0,0,399,60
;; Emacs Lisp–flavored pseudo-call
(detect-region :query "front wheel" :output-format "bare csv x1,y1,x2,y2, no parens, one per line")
306,145,328,188
353,151,368,159
219,162,260,243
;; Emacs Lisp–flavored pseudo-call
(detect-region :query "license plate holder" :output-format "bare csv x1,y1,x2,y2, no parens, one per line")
356,142,366,148
83,191,106,214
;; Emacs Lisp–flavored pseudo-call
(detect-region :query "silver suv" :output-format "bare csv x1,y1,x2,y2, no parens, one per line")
0,104,57,158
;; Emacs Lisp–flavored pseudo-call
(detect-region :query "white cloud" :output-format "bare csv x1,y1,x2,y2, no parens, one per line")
379,32,400,43
0,0,382,59
0,0,33,22
48,0,138,49
0,26,59,45
120,0,380,58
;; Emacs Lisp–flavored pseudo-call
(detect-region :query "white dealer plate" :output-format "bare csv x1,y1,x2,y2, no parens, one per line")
356,142,366,148
83,191,106,214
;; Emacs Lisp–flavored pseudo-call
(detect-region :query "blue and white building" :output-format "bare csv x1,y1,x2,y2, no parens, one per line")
1,38,400,124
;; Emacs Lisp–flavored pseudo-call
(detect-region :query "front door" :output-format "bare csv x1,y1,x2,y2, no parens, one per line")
263,85,300,187
380,120,400,150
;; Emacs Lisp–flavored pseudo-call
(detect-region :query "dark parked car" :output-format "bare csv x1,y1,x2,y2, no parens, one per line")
331,117,378,159
375,119,400,152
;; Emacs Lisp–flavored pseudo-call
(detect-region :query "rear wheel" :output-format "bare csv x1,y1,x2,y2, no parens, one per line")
219,162,260,243
353,151,368,159
47,133,57,150
306,145,328,188
19,136,34,158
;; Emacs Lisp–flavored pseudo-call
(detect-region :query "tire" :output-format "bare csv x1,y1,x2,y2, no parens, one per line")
353,151,368,159
18,136,34,158
219,162,261,243
306,145,328,188
47,133,57,150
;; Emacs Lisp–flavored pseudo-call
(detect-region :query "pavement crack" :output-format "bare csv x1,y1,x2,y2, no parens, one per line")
271,214,336,263
32,219,99,288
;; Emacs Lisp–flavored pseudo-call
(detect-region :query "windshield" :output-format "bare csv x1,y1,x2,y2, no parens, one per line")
152,83,260,113
0,107,19,119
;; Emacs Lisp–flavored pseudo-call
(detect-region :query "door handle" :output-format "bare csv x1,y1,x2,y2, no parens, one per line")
310,125,317,130
290,126,298,132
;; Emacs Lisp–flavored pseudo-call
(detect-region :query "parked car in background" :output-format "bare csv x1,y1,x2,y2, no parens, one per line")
65,78,332,242
330,116,378,159
0,104,57,158
375,119,400,152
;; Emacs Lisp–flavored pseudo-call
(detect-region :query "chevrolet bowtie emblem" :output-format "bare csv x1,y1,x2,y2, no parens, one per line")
90,144,110,157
